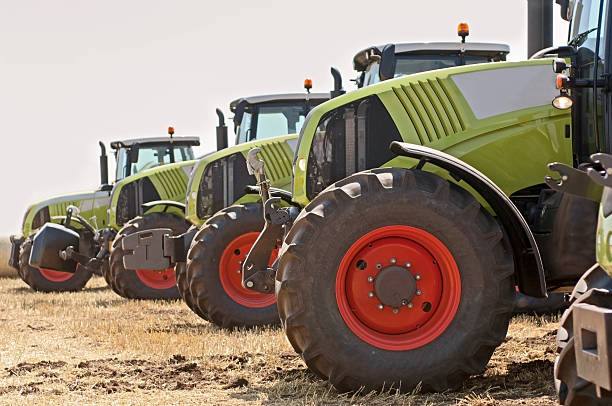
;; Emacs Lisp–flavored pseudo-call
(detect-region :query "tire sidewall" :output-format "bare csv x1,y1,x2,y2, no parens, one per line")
278,170,513,389
186,203,279,328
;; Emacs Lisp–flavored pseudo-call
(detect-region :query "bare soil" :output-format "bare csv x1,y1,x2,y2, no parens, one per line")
0,276,559,405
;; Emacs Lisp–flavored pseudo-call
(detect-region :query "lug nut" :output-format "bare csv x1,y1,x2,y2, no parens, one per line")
238,260,243,265
407,302,414,308
390,258,396,264
368,292,374,298
246,281,254,288
392,308,399,314
236,269,241,274
416,289,422,296
378,304,384,310
367,276,374,283
415,274,421,280
401,299,408,306
405,262,411,268
376,264,382,269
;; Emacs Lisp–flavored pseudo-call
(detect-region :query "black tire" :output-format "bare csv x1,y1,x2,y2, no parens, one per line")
555,287,612,405
175,225,209,321
18,236,92,292
276,168,515,392
183,203,279,329
107,212,190,300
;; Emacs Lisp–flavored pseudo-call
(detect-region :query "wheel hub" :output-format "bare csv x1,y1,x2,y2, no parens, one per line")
374,266,416,307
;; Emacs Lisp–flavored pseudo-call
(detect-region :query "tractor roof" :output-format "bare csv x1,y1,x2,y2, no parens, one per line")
110,136,200,149
353,42,510,71
230,93,330,112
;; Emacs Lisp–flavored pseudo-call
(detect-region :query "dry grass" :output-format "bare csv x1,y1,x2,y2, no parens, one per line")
0,276,559,405
0,237,17,278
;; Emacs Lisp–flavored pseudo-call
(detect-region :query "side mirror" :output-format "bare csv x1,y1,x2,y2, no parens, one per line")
233,99,248,127
556,0,570,21
379,44,396,81
128,146,139,163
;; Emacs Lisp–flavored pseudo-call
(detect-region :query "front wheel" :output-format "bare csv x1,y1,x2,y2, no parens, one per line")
107,212,190,300
276,168,515,392
182,203,279,329
19,236,92,292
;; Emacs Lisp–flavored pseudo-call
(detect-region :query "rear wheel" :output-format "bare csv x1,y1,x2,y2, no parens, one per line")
107,212,190,300
183,203,279,329
18,236,92,292
276,168,515,392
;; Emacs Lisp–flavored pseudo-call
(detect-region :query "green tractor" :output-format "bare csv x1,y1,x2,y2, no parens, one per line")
8,133,200,292
113,85,334,308
119,29,514,327
223,0,605,392
29,88,331,300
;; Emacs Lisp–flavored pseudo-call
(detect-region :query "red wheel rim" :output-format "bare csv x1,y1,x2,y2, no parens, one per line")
335,225,461,351
219,232,277,308
135,267,176,290
39,266,75,283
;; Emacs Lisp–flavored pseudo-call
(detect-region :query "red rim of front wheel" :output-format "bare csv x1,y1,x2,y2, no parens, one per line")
219,232,277,308
39,266,76,283
335,225,461,351
135,267,176,290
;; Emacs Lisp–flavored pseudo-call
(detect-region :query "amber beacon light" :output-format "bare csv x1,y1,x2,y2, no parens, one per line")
458,23,469,43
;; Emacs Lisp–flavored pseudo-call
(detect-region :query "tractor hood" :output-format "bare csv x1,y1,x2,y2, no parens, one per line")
21,189,112,237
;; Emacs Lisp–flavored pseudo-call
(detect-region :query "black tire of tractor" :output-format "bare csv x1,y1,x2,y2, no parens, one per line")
276,168,515,392
555,287,612,405
18,236,93,292
107,212,190,300
175,225,209,321
183,203,279,329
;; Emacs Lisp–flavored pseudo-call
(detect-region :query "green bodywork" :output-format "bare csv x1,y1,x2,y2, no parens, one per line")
184,134,297,226
21,190,111,237
596,189,612,278
108,160,197,230
292,59,572,207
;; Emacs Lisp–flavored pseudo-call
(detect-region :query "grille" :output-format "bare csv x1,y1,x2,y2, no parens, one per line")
196,153,256,220
392,78,465,144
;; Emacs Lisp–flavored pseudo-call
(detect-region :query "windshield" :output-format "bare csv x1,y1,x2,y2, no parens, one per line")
115,144,194,180
236,102,322,144
569,0,608,58
359,53,499,88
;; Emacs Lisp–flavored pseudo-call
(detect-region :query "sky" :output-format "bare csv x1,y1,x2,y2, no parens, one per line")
0,0,569,236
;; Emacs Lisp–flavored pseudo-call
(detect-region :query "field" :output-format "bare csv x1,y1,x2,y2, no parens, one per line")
0,270,561,406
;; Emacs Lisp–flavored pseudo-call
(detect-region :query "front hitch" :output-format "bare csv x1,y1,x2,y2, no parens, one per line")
546,160,603,202
242,148,300,294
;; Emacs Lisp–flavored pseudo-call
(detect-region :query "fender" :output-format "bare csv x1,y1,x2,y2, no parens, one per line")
244,185,294,205
140,200,186,212
390,141,546,298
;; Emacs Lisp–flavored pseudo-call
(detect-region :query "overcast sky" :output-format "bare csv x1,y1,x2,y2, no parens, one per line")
0,1,569,236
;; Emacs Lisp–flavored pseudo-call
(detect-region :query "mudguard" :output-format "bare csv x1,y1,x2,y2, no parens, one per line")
390,141,546,298
141,200,186,211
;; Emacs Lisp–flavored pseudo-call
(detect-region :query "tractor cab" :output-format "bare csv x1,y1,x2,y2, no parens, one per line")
109,135,200,182
353,23,510,88
553,0,611,164
230,92,330,145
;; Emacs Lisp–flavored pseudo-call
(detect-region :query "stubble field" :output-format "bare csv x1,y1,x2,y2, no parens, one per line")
0,268,563,406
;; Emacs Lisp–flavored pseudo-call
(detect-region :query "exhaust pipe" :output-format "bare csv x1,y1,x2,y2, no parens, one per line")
99,141,108,185
216,108,228,151
527,0,553,58
330,67,345,99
